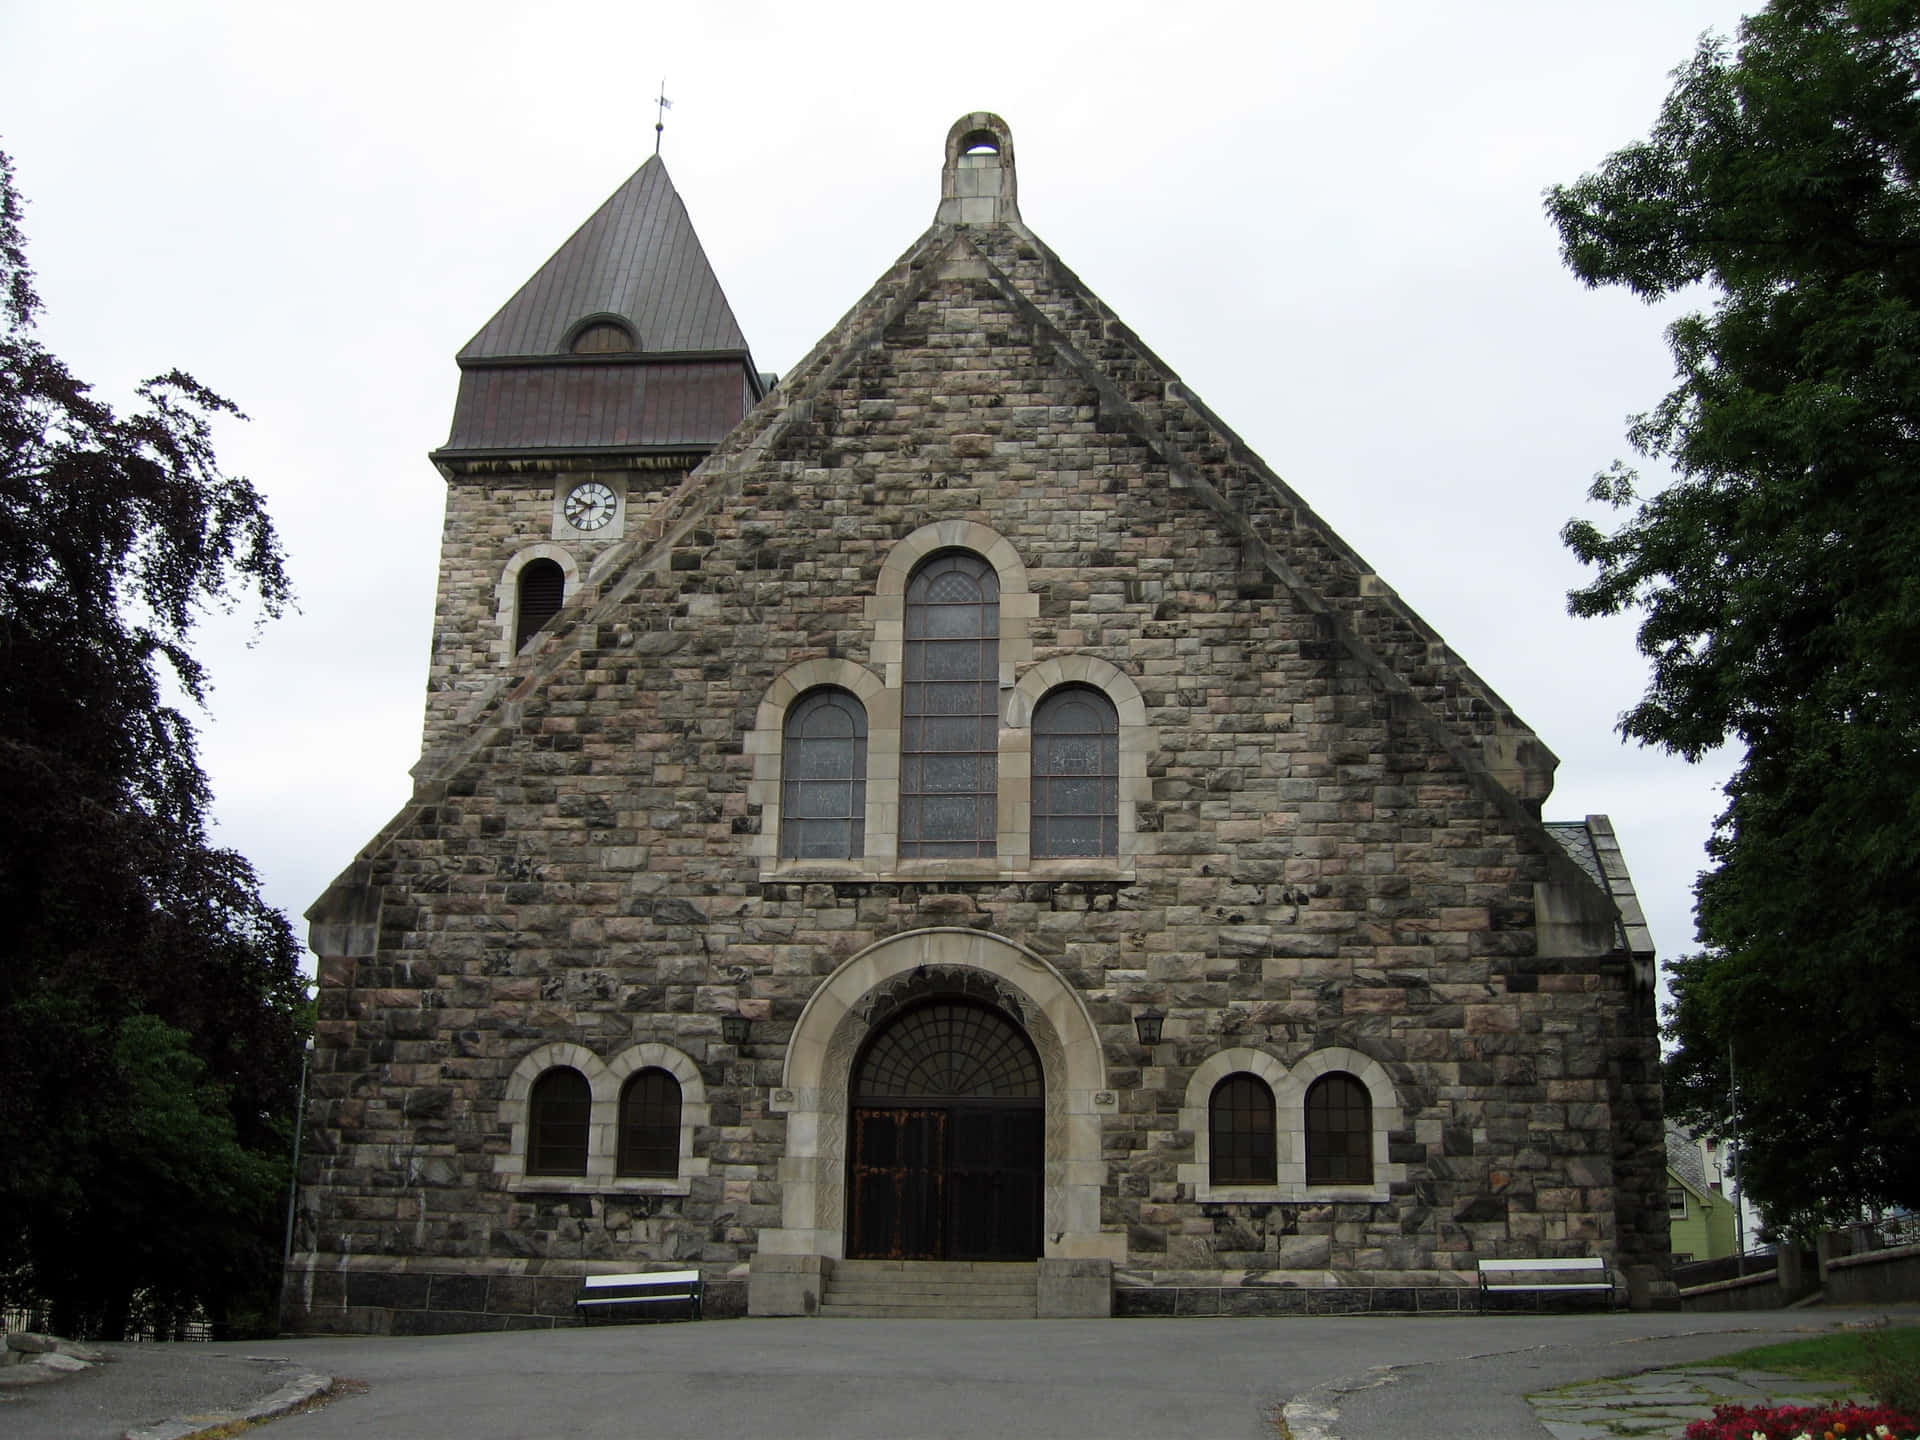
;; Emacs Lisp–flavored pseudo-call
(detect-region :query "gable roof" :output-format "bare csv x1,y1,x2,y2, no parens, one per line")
318,114,1625,943
457,157,751,360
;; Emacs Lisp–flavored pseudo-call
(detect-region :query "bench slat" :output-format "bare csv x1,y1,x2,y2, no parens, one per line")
577,1270,703,1324
1477,1258,1606,1273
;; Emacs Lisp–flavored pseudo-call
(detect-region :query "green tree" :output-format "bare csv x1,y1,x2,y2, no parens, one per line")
1547,0,1920,1227
0,145,306,1336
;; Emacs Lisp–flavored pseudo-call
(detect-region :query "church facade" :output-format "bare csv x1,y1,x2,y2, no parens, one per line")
290,114,1666,1332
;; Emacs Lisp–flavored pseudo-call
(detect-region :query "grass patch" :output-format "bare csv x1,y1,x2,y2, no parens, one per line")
1690,1325,1920,1386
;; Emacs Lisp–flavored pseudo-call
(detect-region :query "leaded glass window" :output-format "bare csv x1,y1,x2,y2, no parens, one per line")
901,552,999,857
616,1068,681,1178
1306,1072,1372,1184
1032,686,1119,857
854,1002,1042,1101
527,1067,590,1176
516,558,565,651
781,688,867,860
1209,1073,1277,1185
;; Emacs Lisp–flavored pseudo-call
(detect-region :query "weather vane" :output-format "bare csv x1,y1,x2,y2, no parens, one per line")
655,81,672,156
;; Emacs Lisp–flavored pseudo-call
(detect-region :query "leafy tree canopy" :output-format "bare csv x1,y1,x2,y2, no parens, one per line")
0,145,307,1336
1548,0,1920,1228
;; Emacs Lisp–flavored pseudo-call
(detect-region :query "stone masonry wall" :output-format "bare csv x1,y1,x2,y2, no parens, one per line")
421,463,692,754
295,244,1655,1330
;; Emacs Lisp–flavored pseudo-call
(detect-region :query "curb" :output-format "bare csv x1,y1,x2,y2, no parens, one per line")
122,1372,334,1440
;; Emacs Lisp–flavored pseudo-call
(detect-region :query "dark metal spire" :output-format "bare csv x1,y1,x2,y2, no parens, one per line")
654,81,672,156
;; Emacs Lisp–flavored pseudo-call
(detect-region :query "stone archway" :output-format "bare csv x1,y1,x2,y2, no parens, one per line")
757,927,1119,1268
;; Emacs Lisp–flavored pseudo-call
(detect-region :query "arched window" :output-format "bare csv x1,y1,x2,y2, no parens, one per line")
1209,1074,1276,1186
1031,686,1118,857
527,1067,591,1176
901,552,999,857
515,558,566,651
1305,1072,1372,1184
781,688,868,859
616,1068,682,1178
570,320,635,354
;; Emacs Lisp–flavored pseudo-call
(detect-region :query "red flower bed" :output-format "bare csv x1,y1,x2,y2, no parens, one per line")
1685,1401,1920,1440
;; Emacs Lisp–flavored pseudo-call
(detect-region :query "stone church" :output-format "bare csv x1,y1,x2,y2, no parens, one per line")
291,113,1665,1332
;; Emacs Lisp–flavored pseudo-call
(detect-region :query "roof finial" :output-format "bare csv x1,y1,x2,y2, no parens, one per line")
654,81,672,157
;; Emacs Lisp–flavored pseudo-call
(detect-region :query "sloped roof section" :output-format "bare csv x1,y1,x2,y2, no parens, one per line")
1545,816,1656,959
459,158,750,359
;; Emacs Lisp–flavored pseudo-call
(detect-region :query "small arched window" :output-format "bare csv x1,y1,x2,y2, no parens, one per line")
1306,1072,1372,1185
515,558,566,651
617,1068,682,1178
781,688,868,860
570,320,635,354
1209,1074,1277,1186
527,1067,591,1176
1032,686,1119,857
901,551,999,858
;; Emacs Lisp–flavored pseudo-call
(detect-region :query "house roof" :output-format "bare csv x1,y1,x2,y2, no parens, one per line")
457,157,751,360
1666,1121,1711,1194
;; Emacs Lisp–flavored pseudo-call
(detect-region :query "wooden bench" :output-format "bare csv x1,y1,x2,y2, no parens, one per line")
577,1269,703,1324
1477,1257,1614,1312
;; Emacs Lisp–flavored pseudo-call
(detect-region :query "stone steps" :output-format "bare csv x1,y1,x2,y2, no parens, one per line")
819,1260,1039,1319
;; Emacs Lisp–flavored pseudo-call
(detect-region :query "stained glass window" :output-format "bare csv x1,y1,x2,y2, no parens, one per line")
901,553,999,857
1032,686,1118,857
781,688,867,860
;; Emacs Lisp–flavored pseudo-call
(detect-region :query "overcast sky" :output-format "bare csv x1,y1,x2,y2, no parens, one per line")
3,0,1752,1005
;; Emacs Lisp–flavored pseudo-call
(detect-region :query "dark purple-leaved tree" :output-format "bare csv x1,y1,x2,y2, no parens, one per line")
0,145,307,1338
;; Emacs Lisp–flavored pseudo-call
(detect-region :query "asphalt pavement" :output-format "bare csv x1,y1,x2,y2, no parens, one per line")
5,1306,1910,1440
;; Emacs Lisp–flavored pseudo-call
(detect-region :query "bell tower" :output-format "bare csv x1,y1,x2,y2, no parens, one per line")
419,157,764,758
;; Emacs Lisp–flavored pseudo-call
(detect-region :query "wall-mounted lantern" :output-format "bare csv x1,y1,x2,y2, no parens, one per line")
1133,1007,1165,1047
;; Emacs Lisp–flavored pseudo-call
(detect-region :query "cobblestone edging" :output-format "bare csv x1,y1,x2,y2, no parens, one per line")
121,1371,333,1440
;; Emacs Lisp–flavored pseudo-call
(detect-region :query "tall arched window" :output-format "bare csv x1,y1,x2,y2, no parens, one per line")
515,558,566,651
901,552,999,857
527,1067,591,1176
1032,686,1119,857
1305,1072,1372,1184
617,1068,682,1178
781,688,868,860
1209,1073,1277,1186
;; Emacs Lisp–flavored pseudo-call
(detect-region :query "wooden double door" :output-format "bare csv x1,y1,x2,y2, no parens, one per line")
845,999,1045,1262
849,1103,1042,1261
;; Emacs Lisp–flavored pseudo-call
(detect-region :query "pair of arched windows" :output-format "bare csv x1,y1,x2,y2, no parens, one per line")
526,1066,681,1178
1209,1071,1372,1187
779,550,1120,861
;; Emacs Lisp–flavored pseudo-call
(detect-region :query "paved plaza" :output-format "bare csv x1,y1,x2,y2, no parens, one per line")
3,1307,1911,1440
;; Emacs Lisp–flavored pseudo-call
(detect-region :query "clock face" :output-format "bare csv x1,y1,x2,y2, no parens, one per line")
563,481,617,532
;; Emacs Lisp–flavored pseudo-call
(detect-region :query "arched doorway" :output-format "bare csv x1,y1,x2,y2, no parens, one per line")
847,998,1044,1261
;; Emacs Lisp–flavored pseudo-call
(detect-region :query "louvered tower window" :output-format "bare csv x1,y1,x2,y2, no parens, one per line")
900,552,999,857
516,558,566,651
